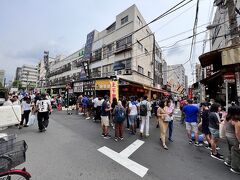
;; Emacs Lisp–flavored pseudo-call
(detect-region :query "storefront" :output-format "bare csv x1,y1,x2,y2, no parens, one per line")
199,44,240,105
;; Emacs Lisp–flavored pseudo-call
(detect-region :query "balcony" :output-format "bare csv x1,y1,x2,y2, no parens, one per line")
114,44,132,54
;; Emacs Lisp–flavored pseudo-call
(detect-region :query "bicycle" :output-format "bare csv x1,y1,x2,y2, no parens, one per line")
0,134,31,180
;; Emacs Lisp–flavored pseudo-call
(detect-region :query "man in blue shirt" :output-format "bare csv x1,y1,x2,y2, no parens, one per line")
183,99,200,146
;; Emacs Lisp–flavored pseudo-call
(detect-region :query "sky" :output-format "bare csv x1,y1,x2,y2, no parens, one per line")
0,0,215,84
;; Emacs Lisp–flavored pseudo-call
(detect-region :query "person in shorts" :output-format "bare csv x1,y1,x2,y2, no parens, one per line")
200,102,211,149
101,95,112,139
128,96,138,135
209,103,223,161
183,99,201,146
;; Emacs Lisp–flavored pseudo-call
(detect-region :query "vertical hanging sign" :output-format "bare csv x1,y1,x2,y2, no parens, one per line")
110,80,119,102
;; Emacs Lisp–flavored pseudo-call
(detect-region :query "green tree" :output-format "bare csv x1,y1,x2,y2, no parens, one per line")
12,80,22,89
0,82,3,88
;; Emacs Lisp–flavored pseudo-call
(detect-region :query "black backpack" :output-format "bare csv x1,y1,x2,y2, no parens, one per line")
140,102,148,116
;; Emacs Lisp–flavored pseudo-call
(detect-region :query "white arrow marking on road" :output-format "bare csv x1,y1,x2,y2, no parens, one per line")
98,139,148,178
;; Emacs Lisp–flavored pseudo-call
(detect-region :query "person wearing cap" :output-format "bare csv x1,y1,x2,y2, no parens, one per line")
183,99,201,146
101,95,112,139
35,93,52,132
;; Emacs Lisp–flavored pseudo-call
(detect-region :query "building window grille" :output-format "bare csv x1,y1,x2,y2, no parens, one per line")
116,35,132,50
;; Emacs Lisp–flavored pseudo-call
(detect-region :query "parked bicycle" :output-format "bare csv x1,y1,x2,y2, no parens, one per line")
0,134,31,180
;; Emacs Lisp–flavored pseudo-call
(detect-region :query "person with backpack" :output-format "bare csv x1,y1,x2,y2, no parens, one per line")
139,96,151,138
128,96,139,135
113,101,126,142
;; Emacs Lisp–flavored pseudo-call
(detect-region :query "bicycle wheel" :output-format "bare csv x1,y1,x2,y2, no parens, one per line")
0,171,30,180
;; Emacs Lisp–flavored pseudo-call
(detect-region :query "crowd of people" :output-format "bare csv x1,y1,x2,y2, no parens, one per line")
2,91,240,174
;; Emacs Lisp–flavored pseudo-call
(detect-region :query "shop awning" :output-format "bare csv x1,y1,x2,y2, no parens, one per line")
200,71,222,85
199,44,240,68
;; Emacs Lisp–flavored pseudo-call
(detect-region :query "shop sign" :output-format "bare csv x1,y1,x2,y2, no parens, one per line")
224,72,235,83
73,82,83,93
224,72,235,80
110,80,119,101
95,79,111,90
83,81,95,95
188,88,193,99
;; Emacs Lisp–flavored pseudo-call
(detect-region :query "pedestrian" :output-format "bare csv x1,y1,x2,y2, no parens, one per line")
166,100,174,142
86,96,93,120
101,95,112,139
157,100,169,150
111,97,118,129
95,97,103,122
35,93,52,132
128,96,138,135
200,102,212,149
180,98,187,124
113,101,126,141
208,103,224,160
19,96,31,129
183,99,201,146
82,95,89,116
93,96,99,120
224,105,240,174
139,96,151,138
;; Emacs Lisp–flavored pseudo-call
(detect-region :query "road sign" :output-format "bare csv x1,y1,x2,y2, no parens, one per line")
98,140,148,178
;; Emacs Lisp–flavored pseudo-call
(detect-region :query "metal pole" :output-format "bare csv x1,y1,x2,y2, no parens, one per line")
226,81,228,112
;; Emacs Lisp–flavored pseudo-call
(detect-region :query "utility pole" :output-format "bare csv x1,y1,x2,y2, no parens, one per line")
44,51,49,88
226,0,239,44
226,0,240,105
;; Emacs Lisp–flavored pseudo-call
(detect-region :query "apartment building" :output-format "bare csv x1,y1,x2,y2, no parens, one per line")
167,64,185,94
80,4,166,98
47,49,85,94
19,65,38,88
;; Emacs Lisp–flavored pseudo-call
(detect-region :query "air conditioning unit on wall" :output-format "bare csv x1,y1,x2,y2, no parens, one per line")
124,70,132,75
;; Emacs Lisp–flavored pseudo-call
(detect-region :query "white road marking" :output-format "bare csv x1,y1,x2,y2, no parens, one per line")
120,139,145,158
98,140,148,178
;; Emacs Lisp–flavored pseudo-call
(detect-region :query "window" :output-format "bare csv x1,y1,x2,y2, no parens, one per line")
137,41,143,51
148,71,151,78
116,35,132,49
137,16,143,26
93,49,102,61
92,67,101,77
106,22,116,33
102,64,113,77
138,65,144,74
103,43,114,59
121,16,128,25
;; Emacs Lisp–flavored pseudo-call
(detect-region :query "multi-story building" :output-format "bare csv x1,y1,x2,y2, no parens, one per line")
37,57,56,88
167,64,185,94
79,5,166,98
14,67,22,81
199,0,240,104
47,49,85,95
0,70,5,87
19,65,38,89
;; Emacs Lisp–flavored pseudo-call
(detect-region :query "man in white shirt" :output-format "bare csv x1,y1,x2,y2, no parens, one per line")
139,96,151,137
36,93,52,132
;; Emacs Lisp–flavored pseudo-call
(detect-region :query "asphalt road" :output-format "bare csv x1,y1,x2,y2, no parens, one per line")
1,109,239,180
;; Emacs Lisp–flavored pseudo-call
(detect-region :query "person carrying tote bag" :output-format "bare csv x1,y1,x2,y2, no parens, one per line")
157,100,169,150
